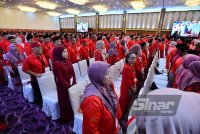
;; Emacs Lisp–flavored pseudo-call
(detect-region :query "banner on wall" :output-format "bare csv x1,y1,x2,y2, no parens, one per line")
171,21,200,37
77,23,88,32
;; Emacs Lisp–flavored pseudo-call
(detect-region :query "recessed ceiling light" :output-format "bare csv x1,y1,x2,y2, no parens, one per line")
130,0,145,10
18,5,37,12
47,11,60,16
68,0,88,5
66,8,81,14
92,4,108,12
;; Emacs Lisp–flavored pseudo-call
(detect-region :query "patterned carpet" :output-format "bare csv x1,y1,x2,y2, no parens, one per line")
0,86,72,134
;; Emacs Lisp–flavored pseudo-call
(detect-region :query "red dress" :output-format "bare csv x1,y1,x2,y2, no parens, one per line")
52,60,76,123
119,63,137,115
81,84,122,134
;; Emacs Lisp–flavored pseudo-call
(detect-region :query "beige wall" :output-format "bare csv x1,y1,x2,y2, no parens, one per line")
0,7,60,30
60,10,200,30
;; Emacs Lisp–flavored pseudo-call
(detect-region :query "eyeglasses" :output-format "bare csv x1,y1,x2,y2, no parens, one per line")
129,57,136,59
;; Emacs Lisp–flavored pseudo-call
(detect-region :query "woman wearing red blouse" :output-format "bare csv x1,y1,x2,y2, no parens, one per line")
130,44,145,90
94,40,108,62
107,42,118,65
81,61,122,134
52,46,76,126
4,43,26,91
119,53,137,119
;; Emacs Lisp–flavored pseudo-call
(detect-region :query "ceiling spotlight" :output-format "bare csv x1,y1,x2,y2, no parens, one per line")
66,8,81,14
130,0,145,10
18,5,37,12
92,5,108,12
68,0,88,5
47,11,60,16
36,1,57,9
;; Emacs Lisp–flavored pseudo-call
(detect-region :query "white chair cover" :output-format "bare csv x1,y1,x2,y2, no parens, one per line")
72,63,84,83
89,58,95,66
68,80,88,134
17,65,34,102
4,67,14,90
37,71,60,120
109,65,117,82
45,67,50,72
49,59,53,70
78,60,88,78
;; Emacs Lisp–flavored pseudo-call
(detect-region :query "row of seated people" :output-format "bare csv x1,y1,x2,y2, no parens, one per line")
166,37,200,93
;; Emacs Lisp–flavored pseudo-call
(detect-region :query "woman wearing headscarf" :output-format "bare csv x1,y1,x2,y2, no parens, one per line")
175,54,200,90
107,42,118,65
15,37,26,54
193,40,200,56
168,43,189,88
119,53,137,123
136,88,200,134
4,43,26,91
115,38,127,60
130,44,145,90
185,61,200,93
80,61,122,134
94,40,108,62
166,41,177,70
52,46,76,126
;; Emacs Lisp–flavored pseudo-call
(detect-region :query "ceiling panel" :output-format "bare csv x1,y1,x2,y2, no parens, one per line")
0,0,194,16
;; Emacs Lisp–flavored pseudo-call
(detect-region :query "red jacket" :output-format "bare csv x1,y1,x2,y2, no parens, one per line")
42,42,53,61
94,50,104,62
81,83,122,134
67,45,79,63
79,46,90,60
89,40,96,57
24,42,33,56
22,54,49,79
0,39,9,53
107,55,118,65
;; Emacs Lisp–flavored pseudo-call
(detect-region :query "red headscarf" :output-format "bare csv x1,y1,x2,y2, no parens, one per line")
52,46,66,63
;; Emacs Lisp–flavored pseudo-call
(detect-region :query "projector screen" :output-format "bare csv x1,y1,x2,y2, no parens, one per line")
77,23,88,32
171,21,200,37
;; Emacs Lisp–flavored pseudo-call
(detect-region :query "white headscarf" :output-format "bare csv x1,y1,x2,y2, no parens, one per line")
15,37,25,48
